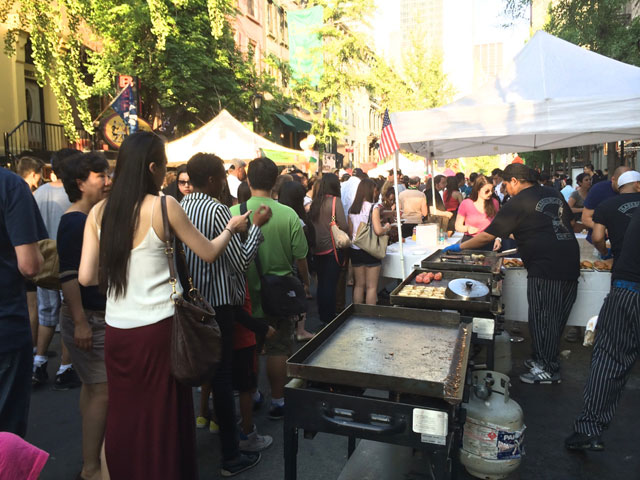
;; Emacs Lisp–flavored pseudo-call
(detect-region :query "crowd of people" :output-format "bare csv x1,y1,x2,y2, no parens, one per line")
1,135,639,478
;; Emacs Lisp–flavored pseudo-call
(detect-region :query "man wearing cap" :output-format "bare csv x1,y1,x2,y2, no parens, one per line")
580,165,631,243
566,205,640,452
227,159,247,204
591,170,640,266
445,163,579,384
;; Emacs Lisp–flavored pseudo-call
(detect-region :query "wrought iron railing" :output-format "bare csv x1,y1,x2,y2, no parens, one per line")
3,120,99,164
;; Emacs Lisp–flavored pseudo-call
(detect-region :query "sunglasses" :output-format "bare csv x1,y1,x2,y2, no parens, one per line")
178,180,191,186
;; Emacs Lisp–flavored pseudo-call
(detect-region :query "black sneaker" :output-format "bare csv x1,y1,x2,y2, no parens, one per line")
252,391,264,411
268,404,284,420
53,367,82,391
565,431,604,452
32,362,49,386
220,452,261,477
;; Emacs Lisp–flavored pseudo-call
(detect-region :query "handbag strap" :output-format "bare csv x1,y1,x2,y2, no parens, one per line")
160,195,180,300
329,196,346,266
240,202,265,279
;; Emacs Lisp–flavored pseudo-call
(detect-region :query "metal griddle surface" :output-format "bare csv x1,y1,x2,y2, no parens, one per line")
421,249,503,274
288,305,470,403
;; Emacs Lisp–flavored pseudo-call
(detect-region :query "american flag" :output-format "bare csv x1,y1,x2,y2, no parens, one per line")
379,108,399,160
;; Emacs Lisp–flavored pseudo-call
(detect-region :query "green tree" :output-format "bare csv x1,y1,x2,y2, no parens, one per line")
1,0,287,138
372,34,455,113
545,0,640,67
289,0,377,164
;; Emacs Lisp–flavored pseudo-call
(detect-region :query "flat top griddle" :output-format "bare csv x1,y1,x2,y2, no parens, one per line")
288,305,470,404
390,268,500,313
421,249,503,274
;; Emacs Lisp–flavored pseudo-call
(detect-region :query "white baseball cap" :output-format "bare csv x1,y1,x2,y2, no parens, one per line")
617,170,640,188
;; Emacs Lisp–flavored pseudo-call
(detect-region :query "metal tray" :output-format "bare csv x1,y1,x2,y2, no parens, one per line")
390,268,500,313
421,249,503,275
287,305,470,404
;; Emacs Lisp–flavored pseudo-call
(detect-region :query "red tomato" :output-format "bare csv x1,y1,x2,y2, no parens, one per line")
426,272,435,280
434,272,443,281
415,275,424,284
424,277,431,284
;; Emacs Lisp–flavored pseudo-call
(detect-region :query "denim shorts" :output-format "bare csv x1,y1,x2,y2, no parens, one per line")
36,287,62,327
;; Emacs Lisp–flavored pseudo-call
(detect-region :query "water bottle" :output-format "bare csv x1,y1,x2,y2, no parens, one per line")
412,226,417,241
439,226,446,245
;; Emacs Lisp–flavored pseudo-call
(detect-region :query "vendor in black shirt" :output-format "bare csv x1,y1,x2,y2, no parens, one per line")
566,205,640,452
591,170,640,266
444,163,579,384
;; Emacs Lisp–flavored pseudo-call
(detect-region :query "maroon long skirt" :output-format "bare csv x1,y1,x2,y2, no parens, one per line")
104,317,197,480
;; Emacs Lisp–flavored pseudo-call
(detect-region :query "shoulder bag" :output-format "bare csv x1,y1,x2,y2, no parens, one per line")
353,204,389,260
33,239,61,290
161,196,221,386
241,202,307,317
330,196,351,249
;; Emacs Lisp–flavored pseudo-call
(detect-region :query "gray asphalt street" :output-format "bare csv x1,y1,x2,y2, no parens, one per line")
26,288,640,480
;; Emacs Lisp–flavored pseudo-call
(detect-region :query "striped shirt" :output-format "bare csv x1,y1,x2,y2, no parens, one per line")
181,192,263,307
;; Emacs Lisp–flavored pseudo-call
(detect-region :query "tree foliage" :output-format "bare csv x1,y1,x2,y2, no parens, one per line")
289,0,377,153
1,0,287,138
372,33,455,113
544,0,640,67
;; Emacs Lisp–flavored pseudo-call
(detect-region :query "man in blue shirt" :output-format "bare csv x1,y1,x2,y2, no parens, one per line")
581,166,630,243
0,167,48,436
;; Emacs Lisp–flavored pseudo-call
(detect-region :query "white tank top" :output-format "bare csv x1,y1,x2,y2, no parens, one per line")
103,196,183,329
349,201,373,250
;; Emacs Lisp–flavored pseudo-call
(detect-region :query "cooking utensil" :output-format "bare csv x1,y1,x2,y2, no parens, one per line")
445,278,490,301
422,249,503,274
496,248,518,258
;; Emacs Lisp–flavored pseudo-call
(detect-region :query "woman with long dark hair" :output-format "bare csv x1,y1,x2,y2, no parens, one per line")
455,175,501,251
348,178,390,305
443,175,463,236
309,173,348,323
78,132,250,479
279,181,315,340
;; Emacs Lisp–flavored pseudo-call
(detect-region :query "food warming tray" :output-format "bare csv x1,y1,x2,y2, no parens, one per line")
390,268,500,313
287,304,470,404
421,249,503,274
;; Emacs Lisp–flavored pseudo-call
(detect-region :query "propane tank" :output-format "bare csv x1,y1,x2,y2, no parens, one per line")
460,370,524,479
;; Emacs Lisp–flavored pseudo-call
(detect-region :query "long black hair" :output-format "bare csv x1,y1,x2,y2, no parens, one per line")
349,178,376,215
309,173,341,223
279,181,307,220
99,131,166,298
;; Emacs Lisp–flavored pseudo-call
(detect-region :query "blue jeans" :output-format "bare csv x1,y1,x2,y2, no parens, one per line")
315,253,341,323
0,343,33,437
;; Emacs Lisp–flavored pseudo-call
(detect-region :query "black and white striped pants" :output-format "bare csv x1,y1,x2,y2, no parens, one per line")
526,277,578,373
575,286,640,436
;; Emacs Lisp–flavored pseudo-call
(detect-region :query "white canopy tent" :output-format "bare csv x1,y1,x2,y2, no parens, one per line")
165,109,307,166
390,31,640,160
366,153,427,178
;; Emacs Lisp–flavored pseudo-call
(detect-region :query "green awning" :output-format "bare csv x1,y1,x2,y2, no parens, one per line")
274,113,311,132
274,113,296,128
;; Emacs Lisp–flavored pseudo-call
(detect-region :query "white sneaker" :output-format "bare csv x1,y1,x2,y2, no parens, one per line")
239,425,273,452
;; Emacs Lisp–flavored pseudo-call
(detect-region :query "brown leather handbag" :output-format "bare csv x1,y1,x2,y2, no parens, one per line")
160,196,221,386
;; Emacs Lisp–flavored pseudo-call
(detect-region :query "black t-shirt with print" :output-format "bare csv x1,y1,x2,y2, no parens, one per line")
593,192,640,262
613,207,640,284
484,185,579,281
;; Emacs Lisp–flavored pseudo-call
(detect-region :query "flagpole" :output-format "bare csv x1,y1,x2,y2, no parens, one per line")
393,150,405,279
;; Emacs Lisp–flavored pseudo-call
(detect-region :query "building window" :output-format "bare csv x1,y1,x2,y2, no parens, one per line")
247,0,255,17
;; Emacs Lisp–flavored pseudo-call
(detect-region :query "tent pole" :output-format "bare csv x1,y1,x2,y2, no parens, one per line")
430,149,437,218
393,150,405,280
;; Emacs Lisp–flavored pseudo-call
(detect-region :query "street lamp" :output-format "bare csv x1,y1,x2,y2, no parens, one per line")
252,93,263,133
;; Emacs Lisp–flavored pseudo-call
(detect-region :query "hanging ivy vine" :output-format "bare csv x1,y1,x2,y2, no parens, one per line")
0,0,232,139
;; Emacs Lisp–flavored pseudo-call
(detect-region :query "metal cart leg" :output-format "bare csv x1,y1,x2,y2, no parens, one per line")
284,423,298,480
347,435,356,458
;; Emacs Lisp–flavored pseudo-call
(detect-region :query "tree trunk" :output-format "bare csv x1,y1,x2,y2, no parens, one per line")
607,142,618,174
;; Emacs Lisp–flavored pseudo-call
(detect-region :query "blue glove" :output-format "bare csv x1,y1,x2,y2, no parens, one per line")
599,248,613,260
443,244,461,253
